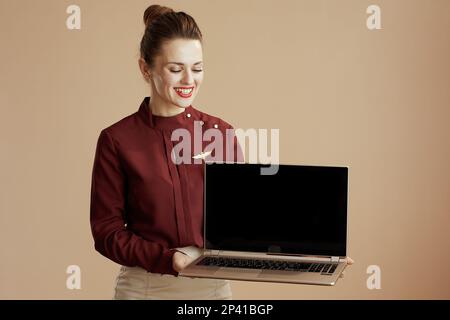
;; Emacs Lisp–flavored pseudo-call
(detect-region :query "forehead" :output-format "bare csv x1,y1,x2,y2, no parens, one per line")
158,38,203,65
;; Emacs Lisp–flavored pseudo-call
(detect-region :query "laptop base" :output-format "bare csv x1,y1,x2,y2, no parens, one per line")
179,254,348,286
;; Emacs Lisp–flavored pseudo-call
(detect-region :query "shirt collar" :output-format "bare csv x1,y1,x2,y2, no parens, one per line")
138,96,195,129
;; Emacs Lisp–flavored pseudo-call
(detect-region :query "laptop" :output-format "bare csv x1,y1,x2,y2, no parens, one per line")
179,163,349,286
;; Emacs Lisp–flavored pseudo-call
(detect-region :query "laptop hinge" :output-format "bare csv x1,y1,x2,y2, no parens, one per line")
330,256,340,263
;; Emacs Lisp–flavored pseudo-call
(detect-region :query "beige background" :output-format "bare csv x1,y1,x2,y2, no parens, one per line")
1,0,449,299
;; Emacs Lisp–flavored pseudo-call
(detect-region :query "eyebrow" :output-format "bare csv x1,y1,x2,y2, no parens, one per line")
166,61,203,66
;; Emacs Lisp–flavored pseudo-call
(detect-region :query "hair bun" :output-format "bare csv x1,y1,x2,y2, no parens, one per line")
143,4,174,28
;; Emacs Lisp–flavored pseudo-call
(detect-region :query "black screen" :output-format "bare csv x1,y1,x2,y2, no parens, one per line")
204,163,348,257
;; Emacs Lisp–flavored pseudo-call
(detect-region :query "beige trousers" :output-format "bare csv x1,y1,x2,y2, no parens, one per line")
113,265,232,300
113,246,232,300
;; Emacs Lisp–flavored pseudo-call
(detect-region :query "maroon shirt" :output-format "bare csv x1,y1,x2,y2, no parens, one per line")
90,97,242,276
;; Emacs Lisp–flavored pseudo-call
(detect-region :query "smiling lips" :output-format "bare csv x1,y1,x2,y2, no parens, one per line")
174,86,194,98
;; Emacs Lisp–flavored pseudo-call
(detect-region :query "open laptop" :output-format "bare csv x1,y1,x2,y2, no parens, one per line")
179,163,349,286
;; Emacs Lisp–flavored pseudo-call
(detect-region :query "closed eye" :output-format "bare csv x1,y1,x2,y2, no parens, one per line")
170,69,203,73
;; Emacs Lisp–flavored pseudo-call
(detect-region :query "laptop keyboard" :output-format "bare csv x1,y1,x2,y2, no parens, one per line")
197,257,338,275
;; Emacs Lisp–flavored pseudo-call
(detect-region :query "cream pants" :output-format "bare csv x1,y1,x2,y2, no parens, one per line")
113,246,232,300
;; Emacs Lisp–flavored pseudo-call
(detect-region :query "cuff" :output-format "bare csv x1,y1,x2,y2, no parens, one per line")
145,248,178,276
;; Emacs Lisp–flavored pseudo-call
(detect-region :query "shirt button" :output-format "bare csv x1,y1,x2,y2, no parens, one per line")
187,113,191,118
214,124,218,129
200,120,204,126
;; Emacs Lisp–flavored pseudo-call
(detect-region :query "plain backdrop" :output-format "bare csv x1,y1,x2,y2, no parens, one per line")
1,0,449,299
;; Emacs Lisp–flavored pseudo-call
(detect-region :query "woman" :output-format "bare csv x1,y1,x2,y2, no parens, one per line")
90,4,241,299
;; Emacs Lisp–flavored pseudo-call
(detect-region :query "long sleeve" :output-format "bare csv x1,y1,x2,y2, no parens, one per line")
90,129,178,276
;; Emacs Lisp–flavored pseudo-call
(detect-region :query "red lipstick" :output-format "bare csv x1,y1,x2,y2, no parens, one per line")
174,86,194,98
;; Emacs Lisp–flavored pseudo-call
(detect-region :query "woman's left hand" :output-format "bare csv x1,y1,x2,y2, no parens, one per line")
339,257,354,278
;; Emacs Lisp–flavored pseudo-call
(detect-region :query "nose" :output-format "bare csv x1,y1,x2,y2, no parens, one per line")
181,69,194,85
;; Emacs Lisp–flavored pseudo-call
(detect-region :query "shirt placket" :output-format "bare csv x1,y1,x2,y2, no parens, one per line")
161,129,190,246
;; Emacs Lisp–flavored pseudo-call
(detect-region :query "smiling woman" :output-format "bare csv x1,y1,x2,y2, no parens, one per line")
140,38,204,114
89,4,242,300
138,6,204,117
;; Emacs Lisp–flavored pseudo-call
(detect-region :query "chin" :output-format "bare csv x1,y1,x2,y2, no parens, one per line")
175,100,193,108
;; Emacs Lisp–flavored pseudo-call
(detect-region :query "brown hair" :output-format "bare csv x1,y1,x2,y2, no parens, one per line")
140,4,203,68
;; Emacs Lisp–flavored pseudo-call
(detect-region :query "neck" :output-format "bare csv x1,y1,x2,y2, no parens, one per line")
149,94,186,117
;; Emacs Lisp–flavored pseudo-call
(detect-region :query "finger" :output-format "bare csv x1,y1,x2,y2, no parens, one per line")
346,257,354,265
339,271,345,278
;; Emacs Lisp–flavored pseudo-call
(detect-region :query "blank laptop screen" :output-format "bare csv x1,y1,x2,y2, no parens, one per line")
204,163,348,257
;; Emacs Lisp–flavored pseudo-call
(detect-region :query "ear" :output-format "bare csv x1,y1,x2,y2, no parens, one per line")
138,58,151,81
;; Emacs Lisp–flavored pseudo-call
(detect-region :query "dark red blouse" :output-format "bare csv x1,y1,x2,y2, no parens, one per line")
90,97,241,276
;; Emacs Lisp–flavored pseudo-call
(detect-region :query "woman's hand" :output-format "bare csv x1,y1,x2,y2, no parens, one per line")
339,257,354,278
172,251,195,272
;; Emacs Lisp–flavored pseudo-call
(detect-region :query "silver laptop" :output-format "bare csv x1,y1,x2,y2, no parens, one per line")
179,163,349,286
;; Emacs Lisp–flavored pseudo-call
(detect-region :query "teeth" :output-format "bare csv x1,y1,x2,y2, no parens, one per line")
175,88,193,95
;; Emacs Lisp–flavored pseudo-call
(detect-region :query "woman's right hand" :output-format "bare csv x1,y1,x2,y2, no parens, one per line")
172,251,195,272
